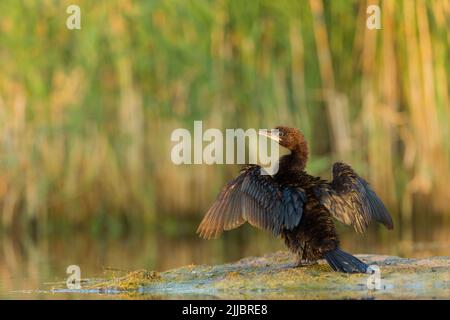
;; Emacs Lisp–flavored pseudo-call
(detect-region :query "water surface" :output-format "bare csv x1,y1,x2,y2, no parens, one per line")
1,217,449,299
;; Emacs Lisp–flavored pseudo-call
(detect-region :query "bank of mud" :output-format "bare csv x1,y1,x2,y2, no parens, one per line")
50,251,450,299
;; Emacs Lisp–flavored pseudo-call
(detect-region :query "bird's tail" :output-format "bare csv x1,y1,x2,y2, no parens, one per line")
324,248,368,273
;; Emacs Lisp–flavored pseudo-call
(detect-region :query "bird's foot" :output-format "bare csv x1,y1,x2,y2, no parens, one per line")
293,259,318,268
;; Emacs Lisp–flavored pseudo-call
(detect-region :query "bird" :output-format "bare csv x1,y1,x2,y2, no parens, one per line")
196,126,393,273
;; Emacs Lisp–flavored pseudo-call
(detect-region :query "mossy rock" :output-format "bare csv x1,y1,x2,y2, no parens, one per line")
50,251,450,299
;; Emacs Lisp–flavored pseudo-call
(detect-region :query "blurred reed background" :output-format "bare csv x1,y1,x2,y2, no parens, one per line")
0,0,449,235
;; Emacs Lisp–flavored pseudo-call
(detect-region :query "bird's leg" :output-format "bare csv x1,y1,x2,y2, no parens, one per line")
294,252,318,267
293,239,318,267
294,258,318,267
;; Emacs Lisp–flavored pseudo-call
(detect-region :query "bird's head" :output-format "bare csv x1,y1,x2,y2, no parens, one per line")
258,126,306,151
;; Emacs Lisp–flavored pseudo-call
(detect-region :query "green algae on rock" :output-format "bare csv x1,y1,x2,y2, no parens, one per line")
49,251,450,299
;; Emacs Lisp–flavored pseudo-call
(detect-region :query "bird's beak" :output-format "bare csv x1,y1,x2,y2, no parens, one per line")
258,129,280,143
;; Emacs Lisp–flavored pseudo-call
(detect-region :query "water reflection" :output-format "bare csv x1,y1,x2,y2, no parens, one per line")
1,218,449,299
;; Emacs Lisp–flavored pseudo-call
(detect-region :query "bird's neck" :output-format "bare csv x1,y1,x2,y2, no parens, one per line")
277,141,309,174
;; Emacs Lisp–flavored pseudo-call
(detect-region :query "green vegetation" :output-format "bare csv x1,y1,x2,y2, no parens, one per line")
0,0,449,232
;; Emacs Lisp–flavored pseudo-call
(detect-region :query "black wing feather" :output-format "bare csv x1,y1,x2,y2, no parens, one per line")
197,165,306,239
314,162,393,233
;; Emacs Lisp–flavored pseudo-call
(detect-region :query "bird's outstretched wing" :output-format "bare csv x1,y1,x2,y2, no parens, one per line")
313,162,393,233
197,165,306,239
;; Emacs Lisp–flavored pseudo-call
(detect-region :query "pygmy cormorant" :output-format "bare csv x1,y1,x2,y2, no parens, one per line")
197,126,393,273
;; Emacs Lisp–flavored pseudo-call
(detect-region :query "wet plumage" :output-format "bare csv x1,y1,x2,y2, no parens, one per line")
197,126,393,273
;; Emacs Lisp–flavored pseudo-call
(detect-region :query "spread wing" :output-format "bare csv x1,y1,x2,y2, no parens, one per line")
197,165,306,239
313,162,393,233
